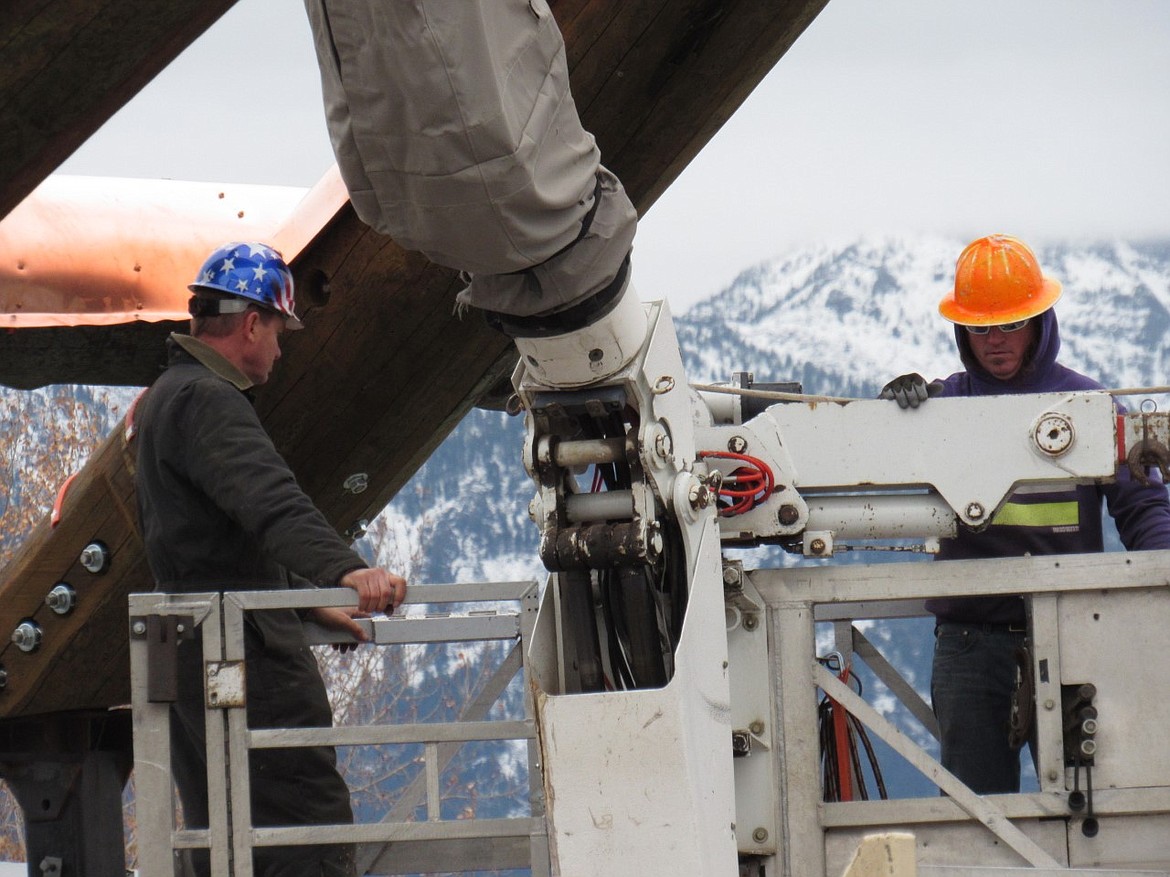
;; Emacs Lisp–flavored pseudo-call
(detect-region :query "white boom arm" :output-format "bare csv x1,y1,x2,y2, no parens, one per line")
696,390,1120,555
515,298,1167,874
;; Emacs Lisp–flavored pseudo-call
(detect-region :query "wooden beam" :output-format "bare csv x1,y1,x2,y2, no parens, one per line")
260,219,520,534
0,0,238,220
0,322,177,390
0,416,148,715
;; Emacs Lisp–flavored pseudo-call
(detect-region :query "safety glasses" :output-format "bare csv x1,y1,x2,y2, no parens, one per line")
964,319,1030,335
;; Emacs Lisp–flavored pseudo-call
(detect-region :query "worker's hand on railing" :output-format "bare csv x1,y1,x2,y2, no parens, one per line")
340,567,408,614
879,373,944,409
308,606,370,652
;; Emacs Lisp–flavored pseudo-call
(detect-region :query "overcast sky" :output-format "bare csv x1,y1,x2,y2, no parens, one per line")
61,0,1170,314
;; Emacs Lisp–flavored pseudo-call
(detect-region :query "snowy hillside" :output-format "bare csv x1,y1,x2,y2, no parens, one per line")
679,236,1170,394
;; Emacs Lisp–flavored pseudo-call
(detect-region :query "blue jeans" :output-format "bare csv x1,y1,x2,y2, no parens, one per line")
931,622,1032,794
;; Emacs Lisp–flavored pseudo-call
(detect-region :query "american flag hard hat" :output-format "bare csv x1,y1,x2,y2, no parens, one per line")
188,242,302,328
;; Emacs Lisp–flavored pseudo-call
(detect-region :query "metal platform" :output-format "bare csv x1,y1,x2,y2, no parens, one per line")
745,550,1170,876
129,581,548,877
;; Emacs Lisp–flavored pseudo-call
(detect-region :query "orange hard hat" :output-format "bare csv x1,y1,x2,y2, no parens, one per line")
938,234,1062,326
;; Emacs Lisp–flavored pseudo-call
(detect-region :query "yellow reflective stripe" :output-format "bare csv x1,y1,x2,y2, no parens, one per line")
991,501,1079,528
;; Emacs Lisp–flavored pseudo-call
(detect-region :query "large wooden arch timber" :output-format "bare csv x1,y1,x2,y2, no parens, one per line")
0,0,239,222
0,0,829,719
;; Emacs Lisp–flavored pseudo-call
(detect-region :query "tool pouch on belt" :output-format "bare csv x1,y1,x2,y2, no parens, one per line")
1008,640,1035,750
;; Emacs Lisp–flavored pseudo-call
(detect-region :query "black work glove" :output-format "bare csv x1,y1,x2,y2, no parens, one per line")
879,373,944,409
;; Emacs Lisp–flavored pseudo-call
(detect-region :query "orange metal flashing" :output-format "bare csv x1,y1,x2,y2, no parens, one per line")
50,472,78,529
0,174,345,329
271,164,351,261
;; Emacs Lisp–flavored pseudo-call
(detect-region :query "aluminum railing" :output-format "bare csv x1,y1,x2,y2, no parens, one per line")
129,581,549,876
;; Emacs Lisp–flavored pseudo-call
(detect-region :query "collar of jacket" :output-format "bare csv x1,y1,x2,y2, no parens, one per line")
168,333,254,391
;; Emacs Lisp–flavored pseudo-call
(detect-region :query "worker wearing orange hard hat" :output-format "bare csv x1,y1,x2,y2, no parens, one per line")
939,233,1063,327
880,234,1170,794
883,234,1064,404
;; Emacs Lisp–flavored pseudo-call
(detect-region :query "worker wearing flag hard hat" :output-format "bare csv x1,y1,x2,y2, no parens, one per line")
136,242,408,875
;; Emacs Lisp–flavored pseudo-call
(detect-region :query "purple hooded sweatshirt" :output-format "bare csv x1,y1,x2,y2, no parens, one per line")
926,308,1170,624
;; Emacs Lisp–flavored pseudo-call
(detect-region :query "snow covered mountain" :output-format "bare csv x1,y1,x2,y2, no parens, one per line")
678,235,1170,393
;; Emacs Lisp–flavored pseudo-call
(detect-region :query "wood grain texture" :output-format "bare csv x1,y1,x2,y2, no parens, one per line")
0,0,239,219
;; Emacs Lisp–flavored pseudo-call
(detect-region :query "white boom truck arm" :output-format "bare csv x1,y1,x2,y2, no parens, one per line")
511,293,1170,874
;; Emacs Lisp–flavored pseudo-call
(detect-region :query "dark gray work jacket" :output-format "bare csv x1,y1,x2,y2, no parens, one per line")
135,334,365,601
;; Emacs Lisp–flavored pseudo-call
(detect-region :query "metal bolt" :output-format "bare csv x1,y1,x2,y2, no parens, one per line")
79,541,110,574
778,504,800,526
652,375,675,395
965,502,985,521
175,623,185,635
752,827,768,843
743,614,759,631
342,473,369,495
1033,413,1075,456
809,537,827,556
1044,698,1055,710
344,519,369,541
131,621,147,636
11,621,42,653
727,435,748,454
45,584,76,615
647,524,664,558
0,665,6,689
1081,718,1098,736
722,566,741,587
654,431,673,460
1080,739,1097,757
688,483,712,510
749,720,765,736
